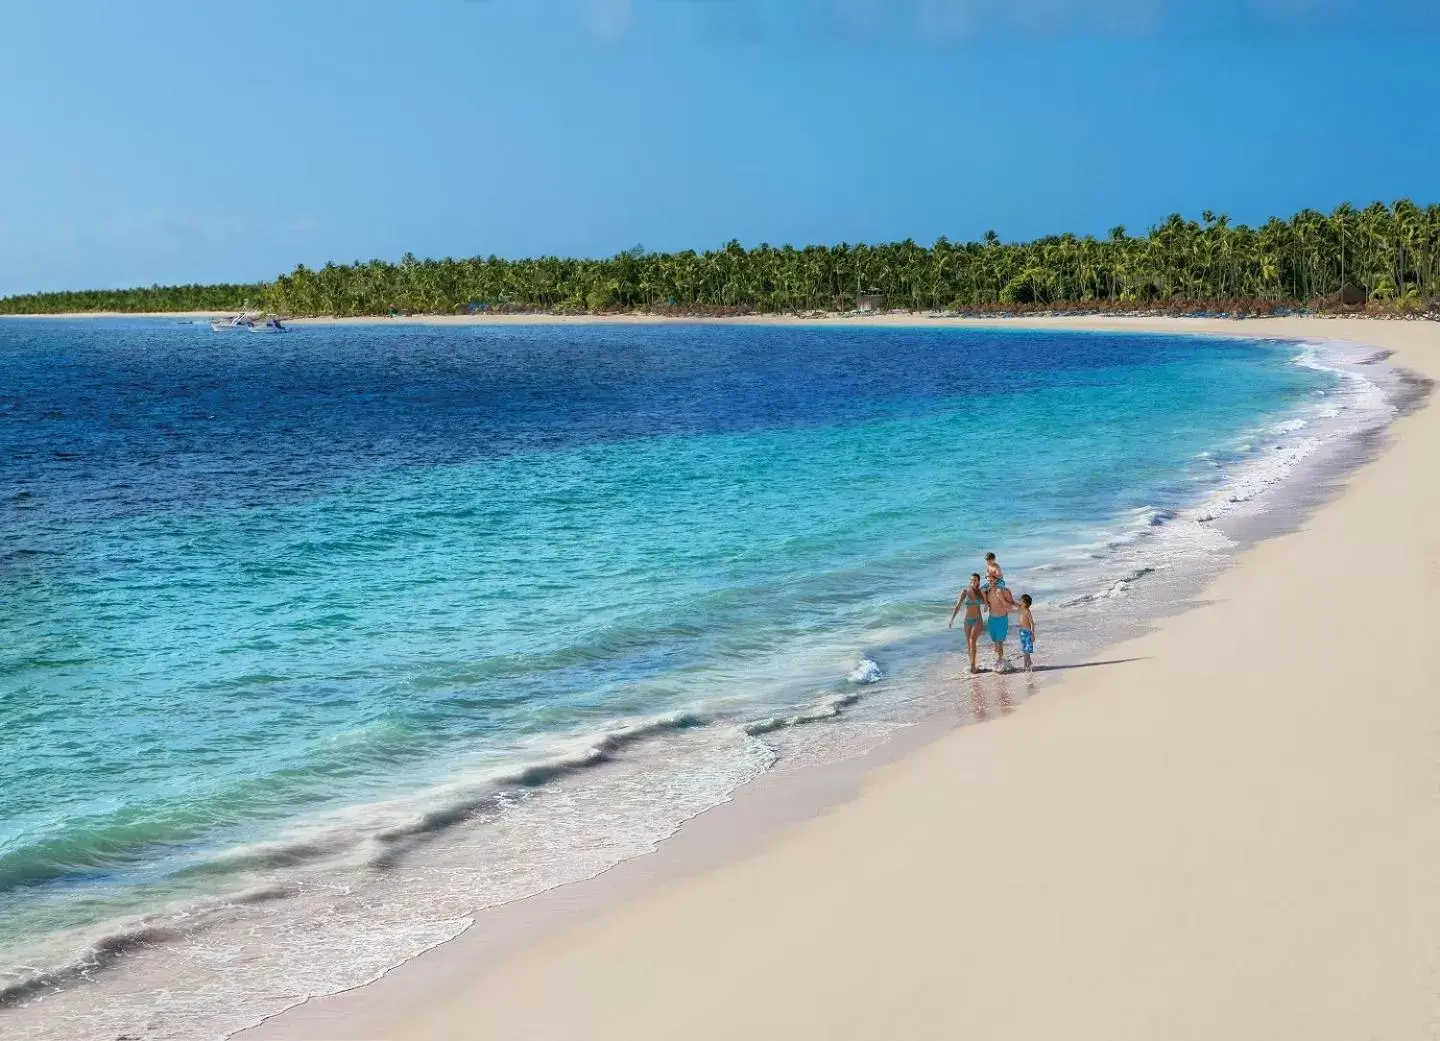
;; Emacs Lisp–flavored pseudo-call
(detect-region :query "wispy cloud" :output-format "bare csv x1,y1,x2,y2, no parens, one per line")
588,0,632,39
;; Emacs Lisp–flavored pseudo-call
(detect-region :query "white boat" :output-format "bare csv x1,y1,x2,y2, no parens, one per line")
210,312,258,332
210,312,288,333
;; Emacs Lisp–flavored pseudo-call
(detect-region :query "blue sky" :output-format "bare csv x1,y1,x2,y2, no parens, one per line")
1,0,1437,295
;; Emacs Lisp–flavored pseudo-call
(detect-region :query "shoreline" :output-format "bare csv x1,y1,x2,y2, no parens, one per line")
5,308,1440,328
233,315,1440,1041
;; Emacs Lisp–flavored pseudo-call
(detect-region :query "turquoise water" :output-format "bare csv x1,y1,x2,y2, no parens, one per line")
0,320,1358,1036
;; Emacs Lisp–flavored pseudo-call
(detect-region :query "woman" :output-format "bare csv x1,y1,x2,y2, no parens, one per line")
948,573,987,674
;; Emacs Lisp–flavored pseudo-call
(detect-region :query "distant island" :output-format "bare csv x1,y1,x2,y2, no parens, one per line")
3,201,1436,318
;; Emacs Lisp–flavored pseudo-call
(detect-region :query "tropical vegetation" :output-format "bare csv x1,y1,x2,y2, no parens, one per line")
4,201,1439,317
0,282,265,316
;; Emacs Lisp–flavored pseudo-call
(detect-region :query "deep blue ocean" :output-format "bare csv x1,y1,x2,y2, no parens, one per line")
0,318,1354,1038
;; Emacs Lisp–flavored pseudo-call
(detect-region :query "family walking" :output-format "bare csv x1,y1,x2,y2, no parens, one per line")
947,552,1036,674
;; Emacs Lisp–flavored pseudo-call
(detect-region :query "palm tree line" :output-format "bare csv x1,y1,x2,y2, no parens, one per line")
4,201,1438,317
0,283,266,317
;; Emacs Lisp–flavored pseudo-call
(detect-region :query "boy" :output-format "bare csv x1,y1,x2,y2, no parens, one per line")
984,551,1005,588
1017,594,1037,672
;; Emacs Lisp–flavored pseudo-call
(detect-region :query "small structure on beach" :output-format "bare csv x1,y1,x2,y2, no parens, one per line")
856,292,885,312
1319,285,1367,310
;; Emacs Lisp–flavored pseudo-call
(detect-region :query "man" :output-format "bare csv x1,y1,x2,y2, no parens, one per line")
982,575,1016,672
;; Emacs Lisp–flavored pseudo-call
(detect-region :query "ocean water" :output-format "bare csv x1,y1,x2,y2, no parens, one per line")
0,319,1396,1039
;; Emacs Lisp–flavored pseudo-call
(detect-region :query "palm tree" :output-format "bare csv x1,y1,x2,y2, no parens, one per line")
10,201,1440,317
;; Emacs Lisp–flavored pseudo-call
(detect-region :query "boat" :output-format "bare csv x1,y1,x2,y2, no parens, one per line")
209,312,288,333
210,312,258,332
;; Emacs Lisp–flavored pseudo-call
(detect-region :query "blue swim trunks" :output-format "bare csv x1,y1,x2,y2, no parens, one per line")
1019,628,1035,655
987,615,1009,643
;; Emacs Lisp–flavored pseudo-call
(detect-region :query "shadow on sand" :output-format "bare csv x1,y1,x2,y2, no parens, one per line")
1031,657,1148,673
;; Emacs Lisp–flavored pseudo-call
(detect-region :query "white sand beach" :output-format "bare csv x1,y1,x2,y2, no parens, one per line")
231,315,1440,1041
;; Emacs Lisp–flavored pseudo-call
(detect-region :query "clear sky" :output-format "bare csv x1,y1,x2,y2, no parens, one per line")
2,0,1437,295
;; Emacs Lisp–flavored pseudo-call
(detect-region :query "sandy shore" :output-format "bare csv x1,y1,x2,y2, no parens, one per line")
223,316,1438,1039
290,310,1436,331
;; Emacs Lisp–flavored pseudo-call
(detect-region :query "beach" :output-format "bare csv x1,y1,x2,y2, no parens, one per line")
7,0,1437,1033
227,314,1440,1041
3,312,1433,1041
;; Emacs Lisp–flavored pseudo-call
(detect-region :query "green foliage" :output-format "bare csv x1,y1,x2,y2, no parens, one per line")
5,200,1440,317
0,283,263,315
585,282,619,311
1000,269,1046,305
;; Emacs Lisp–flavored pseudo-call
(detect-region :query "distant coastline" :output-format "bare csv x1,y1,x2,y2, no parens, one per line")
3,200,1437,320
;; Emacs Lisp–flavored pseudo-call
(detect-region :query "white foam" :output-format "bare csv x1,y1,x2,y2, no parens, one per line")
1058,338,1398,609
1267,417,1308,435
846,656,885,684
743,691,864,736
5,723,774,1041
